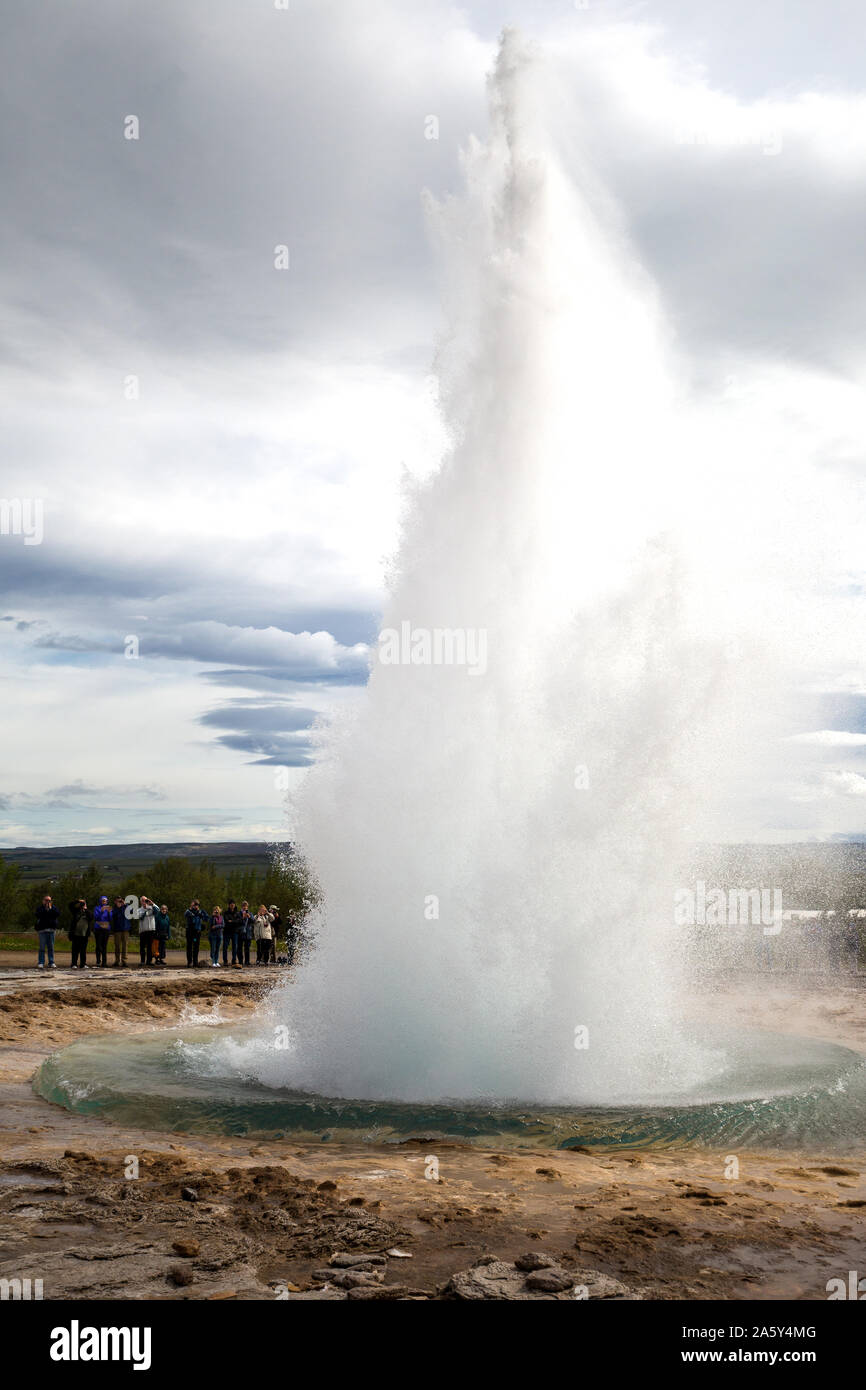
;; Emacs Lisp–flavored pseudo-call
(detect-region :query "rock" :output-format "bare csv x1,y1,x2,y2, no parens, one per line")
331,1269,385,1289
571,1268,640,1300
535,1167,561,1179
167,1265,194,1287
286,1288,347,1300
514,1252,557,1272
448,1259,638,1301
181,1187,198,1203
346,1284,411,1300
317,1180,338,1191
524,1267,574,1293
171,1240,200,1258
329,1252,387,1268
448,1261,528,1300
386,1248,413,1259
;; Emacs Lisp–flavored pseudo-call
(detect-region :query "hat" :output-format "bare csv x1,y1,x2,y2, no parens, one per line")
269,904,278,911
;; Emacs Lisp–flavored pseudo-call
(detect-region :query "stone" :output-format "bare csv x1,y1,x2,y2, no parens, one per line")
286,1288,347,1300
524,1267,574,1293
166,1265,194,1287
329,1252,387,1268
331,1269,385,1289
514,1252,557,1271
447,1259,638,1301
346,1284,411,1300
181,1187,198,1203
171,1240,200,1258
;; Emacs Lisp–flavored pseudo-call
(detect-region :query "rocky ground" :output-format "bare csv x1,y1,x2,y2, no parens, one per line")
0,963,863,1300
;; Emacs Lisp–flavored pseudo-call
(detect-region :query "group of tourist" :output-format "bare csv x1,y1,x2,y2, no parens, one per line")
32,894,300,971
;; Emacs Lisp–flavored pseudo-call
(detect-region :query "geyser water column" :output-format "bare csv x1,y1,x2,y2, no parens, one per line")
258,32,731,1105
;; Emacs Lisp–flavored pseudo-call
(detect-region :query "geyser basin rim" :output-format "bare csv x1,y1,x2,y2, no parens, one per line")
33,1024,866,1150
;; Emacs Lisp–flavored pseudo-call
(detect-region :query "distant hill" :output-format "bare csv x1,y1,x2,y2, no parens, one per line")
2,842,274,885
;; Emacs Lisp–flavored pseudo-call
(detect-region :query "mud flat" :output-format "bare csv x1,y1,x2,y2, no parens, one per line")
0,965,863,1300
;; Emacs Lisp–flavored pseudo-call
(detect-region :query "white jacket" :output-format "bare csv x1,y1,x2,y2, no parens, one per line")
252,912,274,940
137,903,157,933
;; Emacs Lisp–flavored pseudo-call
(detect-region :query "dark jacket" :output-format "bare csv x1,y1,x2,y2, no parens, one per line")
239,910,253,940
184,907,210,935
154,909,171,938
67,901,90,938
35,904,60,932
111,903,129,932
223,907,243,935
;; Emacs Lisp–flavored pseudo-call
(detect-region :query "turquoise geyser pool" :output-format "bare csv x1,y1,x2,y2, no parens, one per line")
34,1021,866,1151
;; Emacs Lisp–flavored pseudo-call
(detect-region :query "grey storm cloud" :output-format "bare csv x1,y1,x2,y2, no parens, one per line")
198,703,318,734
212,732,315,767
197,701,320,767
199,665,369,692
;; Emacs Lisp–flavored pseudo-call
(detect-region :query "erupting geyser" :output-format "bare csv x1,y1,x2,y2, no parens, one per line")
248,32,741,1106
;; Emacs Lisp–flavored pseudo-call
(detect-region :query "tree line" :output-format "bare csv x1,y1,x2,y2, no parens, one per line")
0,851,318,941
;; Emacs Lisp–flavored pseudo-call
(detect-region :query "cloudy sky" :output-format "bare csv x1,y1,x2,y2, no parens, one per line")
2,0,866,846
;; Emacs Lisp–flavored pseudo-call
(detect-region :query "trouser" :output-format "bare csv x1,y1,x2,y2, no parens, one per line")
186,928,201,966
93,928,110,965
38,929,55,966
285,937,296,967
139,932,156,964
223,930,237,964
113,931,128,965
71,937,88,967
156,935,168,962
238,936,250,966
209,930,222,964
255,938,266,963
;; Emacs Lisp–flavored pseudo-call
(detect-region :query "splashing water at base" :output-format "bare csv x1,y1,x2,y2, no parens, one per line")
34,1024,866,1151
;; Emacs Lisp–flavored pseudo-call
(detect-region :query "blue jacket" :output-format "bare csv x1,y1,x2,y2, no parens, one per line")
111,903,129,932
184,907,210,934
93,898,112,928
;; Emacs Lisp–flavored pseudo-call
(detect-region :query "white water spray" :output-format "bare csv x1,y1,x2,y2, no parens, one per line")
250,33,774,1105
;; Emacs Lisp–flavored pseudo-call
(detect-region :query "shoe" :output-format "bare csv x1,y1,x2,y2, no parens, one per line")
38,963,44,969
50,963,56,969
